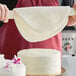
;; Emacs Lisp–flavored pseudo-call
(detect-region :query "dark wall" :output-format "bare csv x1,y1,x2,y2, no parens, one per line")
0,0,17,10
62,0,74,7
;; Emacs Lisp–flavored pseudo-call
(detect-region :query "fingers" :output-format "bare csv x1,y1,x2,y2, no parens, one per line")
4,5,9,22
0,4,9,23
0,4,5,21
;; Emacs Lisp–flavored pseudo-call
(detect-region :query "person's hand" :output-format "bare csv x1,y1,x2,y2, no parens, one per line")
0,4,9,23
67,3,76,26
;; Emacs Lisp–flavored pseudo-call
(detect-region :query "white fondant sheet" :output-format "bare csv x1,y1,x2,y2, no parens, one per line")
12,6,75,42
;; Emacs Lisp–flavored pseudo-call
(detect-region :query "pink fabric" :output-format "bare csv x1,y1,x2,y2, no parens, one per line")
0,0,62,59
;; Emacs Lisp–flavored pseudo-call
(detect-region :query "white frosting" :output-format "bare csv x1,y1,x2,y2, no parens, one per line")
18,49,61,75
0,55,26,76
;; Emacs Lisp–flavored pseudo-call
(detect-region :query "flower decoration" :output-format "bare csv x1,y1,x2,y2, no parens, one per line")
13,55,21,64
4,62,16,71
4,63,9,68
3,55,21,71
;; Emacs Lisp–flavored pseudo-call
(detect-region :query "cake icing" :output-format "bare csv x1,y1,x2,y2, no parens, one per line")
0,55,26,76
18,49,61,76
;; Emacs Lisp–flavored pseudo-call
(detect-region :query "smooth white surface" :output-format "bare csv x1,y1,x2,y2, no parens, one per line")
12,6,71,42
18,49,61,75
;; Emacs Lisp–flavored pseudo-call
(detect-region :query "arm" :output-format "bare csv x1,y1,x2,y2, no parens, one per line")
61,0,76,26
67,3,76,26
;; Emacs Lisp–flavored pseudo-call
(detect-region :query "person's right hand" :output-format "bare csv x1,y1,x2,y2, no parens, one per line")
0,4,9,23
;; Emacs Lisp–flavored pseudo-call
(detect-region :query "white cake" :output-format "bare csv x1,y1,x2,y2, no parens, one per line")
0,55,26,76
18,49,61,76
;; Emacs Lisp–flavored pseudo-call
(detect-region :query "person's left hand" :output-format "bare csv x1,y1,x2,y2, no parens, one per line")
67,3,76,26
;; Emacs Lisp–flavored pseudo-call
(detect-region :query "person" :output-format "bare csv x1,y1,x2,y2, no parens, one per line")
0,0,76,59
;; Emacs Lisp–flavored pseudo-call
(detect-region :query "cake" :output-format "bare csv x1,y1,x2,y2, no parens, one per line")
18,49,61,76
0,55,26,76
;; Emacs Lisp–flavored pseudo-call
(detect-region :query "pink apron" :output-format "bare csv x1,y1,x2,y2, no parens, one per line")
0,0,62,59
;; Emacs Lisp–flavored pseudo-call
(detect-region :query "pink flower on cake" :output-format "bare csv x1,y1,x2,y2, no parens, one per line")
4,62,16,71
4,63,9,68
13,55,21,64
